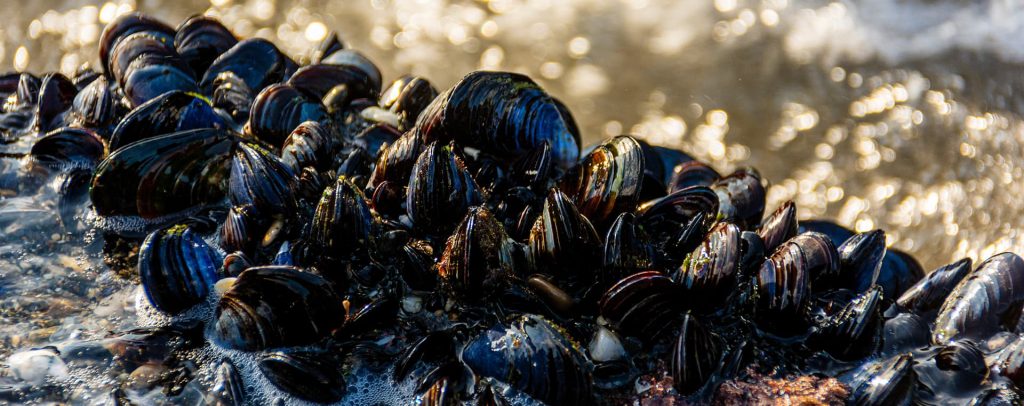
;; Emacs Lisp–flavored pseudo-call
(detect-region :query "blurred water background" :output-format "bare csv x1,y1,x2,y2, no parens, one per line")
2,0,1024,387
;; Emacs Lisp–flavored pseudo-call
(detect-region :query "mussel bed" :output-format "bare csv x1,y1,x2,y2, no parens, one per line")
1,9,1024,406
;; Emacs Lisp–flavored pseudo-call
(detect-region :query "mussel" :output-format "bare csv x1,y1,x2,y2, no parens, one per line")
138,224,224,314
528,188,601,281
308,175,380,264
405,141,483,236
258,348,346,403
415,71,580,169
90,128,233,219
896,258,973,319
670,313,722,395
437,206,516,299
674,222,741,311
213,266,345,351
563,135,646,228
247,83,328,149
463,314,593,406
933,252,1024,344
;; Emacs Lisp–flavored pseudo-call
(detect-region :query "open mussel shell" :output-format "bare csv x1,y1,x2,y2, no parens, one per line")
437,206,515,299
91,128,234,219
288,63,379,102
807,285,883,360
200,38,297,96
602,212,655,284
258,348,346,403
29,127,105,171
674,222,740,311
309,175,379,263
668,160,720,194
463,314,593,406
406,141,483,236
842,353,916,406
933,252,1024,344
247,83,328,149
208,358,245,406
229,142,297,218
213,266,345,351
99,13,175,78
280,121,334,172
415,71,580,169
671,313,722,395
757,200,797,254
837,230,886,294
563,135,646,228
599,271,683,341
711,168,765,230
108,90,223,151
896,258,973,319
174,15,237,76
380,75,438,131
528,188,601,280
138,224,224,314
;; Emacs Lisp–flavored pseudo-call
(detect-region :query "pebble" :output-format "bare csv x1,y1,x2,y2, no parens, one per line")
8,347,69,384
589,326,627,362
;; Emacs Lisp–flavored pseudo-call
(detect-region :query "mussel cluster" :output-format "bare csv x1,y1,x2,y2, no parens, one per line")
6,11,1024,406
